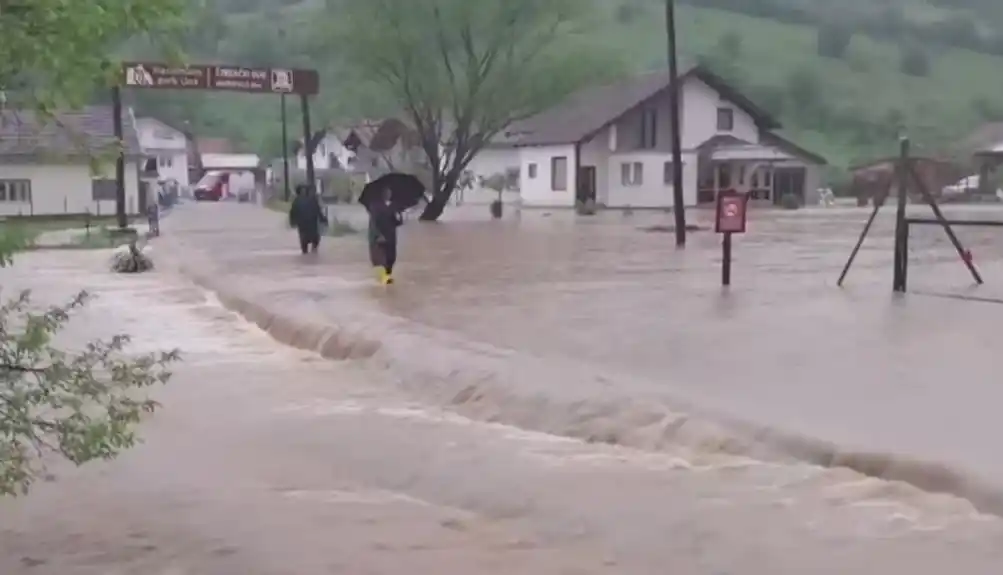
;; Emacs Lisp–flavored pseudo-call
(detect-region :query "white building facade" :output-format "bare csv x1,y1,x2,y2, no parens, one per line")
135,117,190,187
0,106,145,217
512,66,825,209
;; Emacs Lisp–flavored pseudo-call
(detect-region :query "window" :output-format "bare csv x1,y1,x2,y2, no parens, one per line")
158,155,173,168
663,162,678,185
92,178,117,201
527,163,538,179
620,161,643,186
639,108,657,149
0,180,31,203
504,167,520,190
550,156,567,191
716,107,734,131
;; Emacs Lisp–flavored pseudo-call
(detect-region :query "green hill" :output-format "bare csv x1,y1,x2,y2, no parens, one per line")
129,0,1003,181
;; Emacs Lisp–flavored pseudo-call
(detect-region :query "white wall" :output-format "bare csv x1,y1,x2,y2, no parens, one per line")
605,151,697,208
680,78,760,148
467,148,519,180
136,118,190,187
519,145,576,207
0,162,142,217
296,133,354,171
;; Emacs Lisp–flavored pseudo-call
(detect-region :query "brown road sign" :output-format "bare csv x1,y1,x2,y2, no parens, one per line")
121,62,319,95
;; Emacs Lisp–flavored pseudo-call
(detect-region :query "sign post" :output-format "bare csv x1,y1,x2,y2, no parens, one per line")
118,62,320,227
714,190,749,286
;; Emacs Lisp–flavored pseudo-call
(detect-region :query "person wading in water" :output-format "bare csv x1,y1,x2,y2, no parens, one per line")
368,186,403,284
288,184,327,254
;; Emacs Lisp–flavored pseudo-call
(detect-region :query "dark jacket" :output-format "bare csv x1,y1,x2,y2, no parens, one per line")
368,202,402,244
289,194,327,235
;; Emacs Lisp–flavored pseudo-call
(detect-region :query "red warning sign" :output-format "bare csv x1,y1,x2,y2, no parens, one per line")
715,190,748,234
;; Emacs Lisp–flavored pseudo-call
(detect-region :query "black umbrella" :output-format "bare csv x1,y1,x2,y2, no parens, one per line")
358,172,426,212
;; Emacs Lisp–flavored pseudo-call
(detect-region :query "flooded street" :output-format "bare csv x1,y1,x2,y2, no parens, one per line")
4,205,1003,572
165,203,1003,506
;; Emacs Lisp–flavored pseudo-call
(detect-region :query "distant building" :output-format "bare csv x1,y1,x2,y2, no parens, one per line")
135,116,190,187
507,63,826,208
0,106,145,217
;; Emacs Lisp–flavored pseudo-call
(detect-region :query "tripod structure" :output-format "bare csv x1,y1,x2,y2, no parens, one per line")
837,136,982,291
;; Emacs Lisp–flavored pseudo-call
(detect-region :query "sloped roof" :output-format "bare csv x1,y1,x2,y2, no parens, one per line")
958,122,1003,155
511,64,780,147
0,106,141,158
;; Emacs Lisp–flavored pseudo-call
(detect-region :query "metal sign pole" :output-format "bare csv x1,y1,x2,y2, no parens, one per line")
111,86,127,229
281,93,291,201
300,94,315,193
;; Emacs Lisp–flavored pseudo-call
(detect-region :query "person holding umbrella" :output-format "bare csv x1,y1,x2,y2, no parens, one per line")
368,186,403,284
358,172,426,284
289,184,327,254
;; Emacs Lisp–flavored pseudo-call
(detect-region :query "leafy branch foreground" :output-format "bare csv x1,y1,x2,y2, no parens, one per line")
0,290,179,495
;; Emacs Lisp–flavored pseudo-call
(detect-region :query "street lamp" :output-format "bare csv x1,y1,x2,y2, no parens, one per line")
665,0,687,246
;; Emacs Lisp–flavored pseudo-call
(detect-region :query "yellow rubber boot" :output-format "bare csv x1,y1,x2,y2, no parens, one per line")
375,266,387,284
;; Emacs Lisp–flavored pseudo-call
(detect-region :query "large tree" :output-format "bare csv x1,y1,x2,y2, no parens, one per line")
327,0,624,220
0,0,185,495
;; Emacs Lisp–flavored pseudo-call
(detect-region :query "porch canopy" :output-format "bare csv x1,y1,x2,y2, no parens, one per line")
696,134,825,204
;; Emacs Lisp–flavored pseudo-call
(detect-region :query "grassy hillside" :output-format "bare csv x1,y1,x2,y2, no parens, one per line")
130,0,1003,180
610,2,1003,167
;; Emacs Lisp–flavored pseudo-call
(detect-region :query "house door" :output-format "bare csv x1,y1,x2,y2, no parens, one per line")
577,166,597,204
772,167,806,206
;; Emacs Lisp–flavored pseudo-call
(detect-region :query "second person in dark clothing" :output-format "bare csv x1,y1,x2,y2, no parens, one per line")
368,186,403,284
288,185,328,254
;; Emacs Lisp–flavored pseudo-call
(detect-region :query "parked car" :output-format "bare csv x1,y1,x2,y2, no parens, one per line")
193,171,229,201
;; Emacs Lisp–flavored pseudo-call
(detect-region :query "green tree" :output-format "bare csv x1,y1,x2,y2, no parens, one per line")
0,0,186,113
817,23,852,58
325,0,625,221
0,0,184,496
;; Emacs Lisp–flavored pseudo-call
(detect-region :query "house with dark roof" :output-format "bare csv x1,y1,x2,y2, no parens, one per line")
506,64,826,208
294,118,428,180
0,106,147,217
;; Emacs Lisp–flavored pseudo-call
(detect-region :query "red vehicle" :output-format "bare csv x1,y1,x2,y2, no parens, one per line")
193,171,230,201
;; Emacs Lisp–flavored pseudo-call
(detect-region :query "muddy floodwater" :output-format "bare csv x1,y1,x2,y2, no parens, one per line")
5,203,1003,573
165,203,1003,506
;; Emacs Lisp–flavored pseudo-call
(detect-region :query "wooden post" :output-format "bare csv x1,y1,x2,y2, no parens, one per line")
111,86,127,229
837,177,892,287
892,137,909,292
665,0,686,246
721,232,732,286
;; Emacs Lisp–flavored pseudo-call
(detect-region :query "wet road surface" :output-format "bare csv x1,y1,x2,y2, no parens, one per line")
3,251,1003,573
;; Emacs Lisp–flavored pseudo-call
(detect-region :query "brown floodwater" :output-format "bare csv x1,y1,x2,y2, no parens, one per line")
165,201,1003,512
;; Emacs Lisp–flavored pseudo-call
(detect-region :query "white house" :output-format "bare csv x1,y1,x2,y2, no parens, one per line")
295,128,356,171
0,106,145,217
508,65,826,209
135,116,189,187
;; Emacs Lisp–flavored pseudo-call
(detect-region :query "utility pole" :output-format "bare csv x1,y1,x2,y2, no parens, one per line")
665,0,687,246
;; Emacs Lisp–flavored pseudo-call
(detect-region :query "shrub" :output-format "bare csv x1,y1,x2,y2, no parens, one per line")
781,193,801,210
817,23,852,58
900,44,930,77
